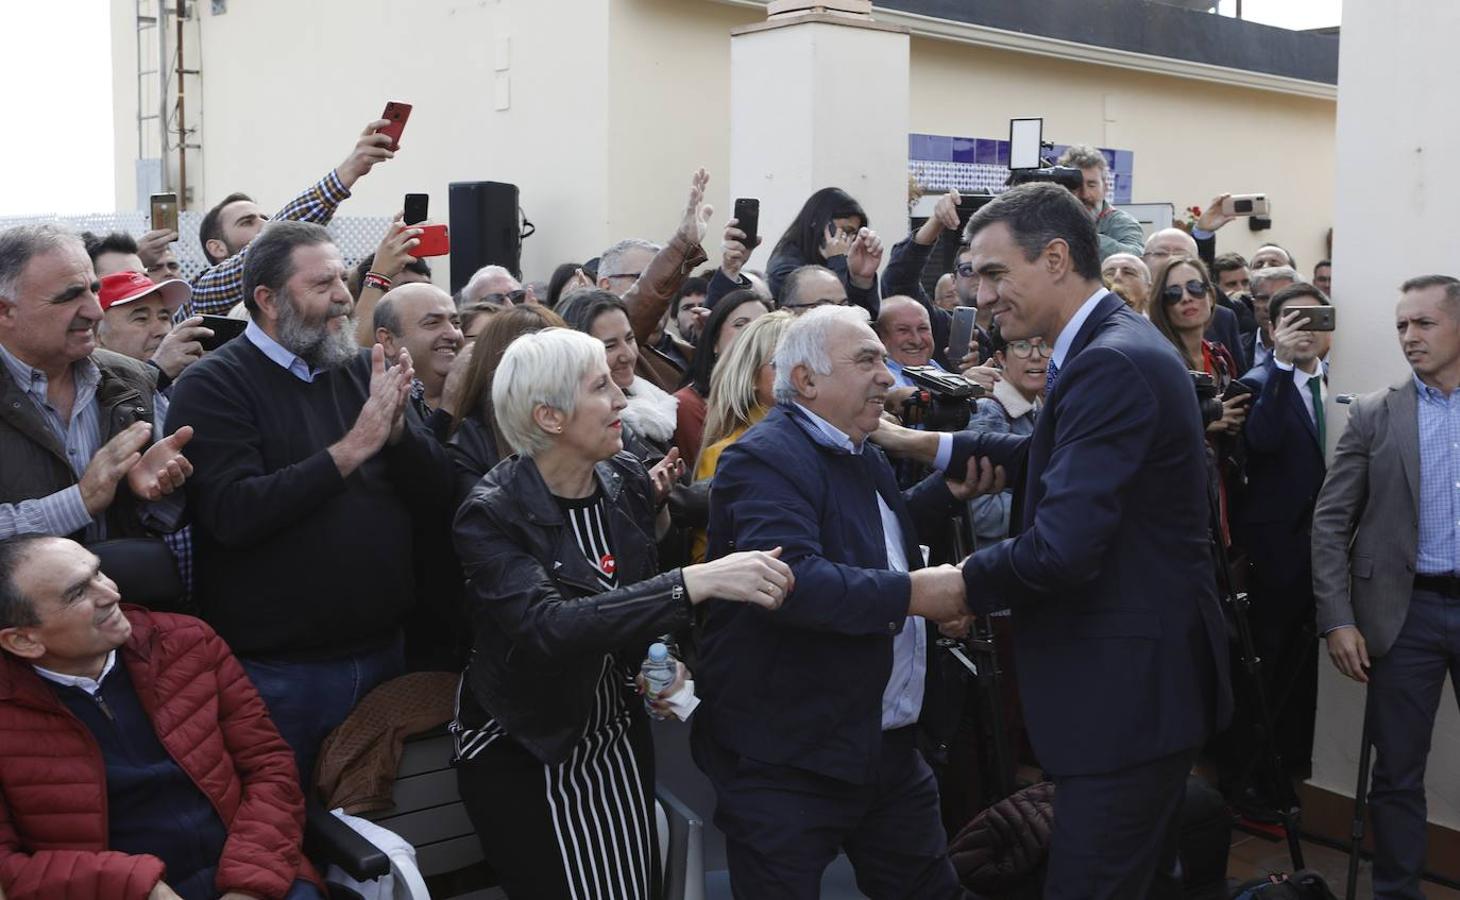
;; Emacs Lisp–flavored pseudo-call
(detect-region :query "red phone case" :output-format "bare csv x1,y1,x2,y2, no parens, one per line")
412,224,450,258
378,102,412,151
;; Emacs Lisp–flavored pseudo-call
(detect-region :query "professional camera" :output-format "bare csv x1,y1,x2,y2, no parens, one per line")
1006,165,1083,192
1191,371,1223,427
900,365,985,432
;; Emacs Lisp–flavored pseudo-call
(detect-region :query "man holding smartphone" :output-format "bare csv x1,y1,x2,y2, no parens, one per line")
188,119,397,316
1229,283,1334,810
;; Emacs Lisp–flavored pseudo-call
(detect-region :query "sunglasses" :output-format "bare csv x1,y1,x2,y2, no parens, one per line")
1161,279,1210,304
1005,340,1051,359
483,290,528,306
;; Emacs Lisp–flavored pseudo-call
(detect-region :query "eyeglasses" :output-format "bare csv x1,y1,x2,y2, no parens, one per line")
782,297,848,312
604,272,642,282
1161,279,1210,304
1145,249,1175,260
955,262,976,278
1005,340,1052,359
482,290,527,306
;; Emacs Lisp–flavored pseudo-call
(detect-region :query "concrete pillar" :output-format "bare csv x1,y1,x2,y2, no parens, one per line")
1309,0,1460,835
728,6,910,272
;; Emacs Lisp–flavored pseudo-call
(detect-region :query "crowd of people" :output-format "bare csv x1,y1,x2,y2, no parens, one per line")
0,118,1456,900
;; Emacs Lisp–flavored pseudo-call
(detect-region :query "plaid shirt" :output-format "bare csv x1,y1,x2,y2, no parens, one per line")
186,169,352,316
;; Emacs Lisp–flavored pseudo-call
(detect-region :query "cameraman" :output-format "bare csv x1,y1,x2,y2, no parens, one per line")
1058,144,1144,260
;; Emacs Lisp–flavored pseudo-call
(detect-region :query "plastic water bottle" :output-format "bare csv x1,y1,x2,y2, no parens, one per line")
641,642,677,718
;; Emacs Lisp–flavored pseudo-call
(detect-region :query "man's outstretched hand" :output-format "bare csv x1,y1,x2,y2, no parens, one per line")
676,168,714,248
908,564,968,624
947,455,1007,501
127,426,195,502
338,119,397,188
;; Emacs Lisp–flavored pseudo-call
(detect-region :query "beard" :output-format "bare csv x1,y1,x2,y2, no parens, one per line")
275,289,358,371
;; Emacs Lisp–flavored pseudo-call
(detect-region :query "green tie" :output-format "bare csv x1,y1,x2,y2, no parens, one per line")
1307,376,1326,449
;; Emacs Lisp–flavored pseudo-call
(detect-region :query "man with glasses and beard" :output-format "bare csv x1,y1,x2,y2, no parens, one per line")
164,221,454,785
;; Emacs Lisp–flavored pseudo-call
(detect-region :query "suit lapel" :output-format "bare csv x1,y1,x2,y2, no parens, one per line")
1389,379,1421,514
1287,371,1319,446
1062,291,1123,364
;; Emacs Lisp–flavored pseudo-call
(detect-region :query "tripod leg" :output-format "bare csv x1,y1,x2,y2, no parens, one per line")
1346,689,1376,900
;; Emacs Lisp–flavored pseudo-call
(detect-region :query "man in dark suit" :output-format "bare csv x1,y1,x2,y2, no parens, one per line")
1233,283,1333,792
694,304,979,899
1313,275,1460,898
876,183,1232,898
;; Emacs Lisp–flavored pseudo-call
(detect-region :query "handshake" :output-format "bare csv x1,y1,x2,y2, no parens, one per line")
909,564,975,639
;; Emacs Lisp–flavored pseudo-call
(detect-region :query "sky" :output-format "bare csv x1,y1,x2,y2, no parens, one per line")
0,0,116,215
0,0,1342,217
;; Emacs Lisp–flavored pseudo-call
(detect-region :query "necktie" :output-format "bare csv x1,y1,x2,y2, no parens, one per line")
1307,376,1326,448
1045,359,1060,397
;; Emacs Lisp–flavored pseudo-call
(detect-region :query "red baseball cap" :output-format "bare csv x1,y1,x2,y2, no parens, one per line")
98,270,191,314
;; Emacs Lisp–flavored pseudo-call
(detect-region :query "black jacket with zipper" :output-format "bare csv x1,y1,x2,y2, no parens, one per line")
453,450,692,765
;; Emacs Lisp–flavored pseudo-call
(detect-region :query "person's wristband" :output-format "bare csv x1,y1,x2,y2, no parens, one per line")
363,271,393,292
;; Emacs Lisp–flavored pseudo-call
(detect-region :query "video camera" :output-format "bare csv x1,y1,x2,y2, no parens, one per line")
900,365,985,432
1005,116,1083,193
1192,371,1223,428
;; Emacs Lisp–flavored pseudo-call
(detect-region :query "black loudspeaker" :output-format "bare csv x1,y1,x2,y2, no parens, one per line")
449,180,522,292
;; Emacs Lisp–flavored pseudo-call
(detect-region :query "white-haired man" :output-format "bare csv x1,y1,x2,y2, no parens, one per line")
696,305,981,898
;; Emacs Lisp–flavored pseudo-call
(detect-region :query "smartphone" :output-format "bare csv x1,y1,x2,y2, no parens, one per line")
378,101,412,152
198,315,247,352
1222,379,1254,403
733,198,760,251
150,193,179,232
404,193,429,226
1220,193,1270,217
947,305,978,363
1286,305,1335,332
412,223,450,258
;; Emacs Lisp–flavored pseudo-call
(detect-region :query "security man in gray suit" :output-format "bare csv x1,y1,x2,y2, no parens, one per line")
1312,273,1460,900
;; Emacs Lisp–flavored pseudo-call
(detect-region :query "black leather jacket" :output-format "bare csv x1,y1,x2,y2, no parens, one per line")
453,451,693,765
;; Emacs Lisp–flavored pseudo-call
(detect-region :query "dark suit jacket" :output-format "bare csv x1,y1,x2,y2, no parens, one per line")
1235,359,1327,592
696,404,959,784
949,292,1232,777
1206,304,1250,374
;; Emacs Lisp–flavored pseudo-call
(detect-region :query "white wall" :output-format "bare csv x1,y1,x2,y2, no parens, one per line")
1311,0,1460,831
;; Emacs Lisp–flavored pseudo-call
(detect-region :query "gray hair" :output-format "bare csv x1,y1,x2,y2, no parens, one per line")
0,224,83,304
772,304,871,404
598,239,660,278
373,292,402,336
463,265,519,303
1058,143,1108,172
1101,252,1150,284
1250,265,1302,290
492,328,607,457
1401,274,1460,318
779,264,837,308
242,220,334,313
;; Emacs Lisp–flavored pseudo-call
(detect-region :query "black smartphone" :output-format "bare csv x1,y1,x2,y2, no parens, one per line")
1222,379,1254,403
198,315,247,352
1288,305,1335,332
733,198,760,251
404,193,429,226
948,305,978,363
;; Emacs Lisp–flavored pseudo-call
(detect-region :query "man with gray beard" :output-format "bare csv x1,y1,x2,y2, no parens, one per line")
164,221,454,784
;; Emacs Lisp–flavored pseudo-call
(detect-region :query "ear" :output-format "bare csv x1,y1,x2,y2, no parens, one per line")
253,285,279,324
532,404,566,438
205,238,230,265
597,276,612,292
791,362,817,400
1043,238,1072,278
0,627,45,662
375,328,397,357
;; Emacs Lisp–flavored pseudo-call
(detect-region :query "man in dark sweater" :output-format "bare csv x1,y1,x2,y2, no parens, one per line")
165,221,453,784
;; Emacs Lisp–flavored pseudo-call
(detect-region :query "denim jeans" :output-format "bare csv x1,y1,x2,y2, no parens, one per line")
241,634,405,791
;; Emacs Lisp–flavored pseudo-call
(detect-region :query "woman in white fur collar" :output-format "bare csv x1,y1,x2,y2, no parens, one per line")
559,290,679,462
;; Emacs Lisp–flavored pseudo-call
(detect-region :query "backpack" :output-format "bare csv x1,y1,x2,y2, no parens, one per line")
1230,870,1339,900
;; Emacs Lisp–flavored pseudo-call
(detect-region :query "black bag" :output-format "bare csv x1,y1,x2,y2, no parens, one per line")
1177,775,1234,892
1230,870,1339,900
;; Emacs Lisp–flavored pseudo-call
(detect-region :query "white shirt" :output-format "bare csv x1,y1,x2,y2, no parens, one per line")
33,650,117,697
1273,356,1325,426
793,403,927,730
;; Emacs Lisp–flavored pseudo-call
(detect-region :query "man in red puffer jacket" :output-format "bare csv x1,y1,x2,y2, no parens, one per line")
0,534,322,900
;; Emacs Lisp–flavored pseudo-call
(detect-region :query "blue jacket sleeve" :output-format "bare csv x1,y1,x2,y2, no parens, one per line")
1239,364,1290,455
960,347,1160,613
706,267,752,309
824,254,880,320
713,443,911,636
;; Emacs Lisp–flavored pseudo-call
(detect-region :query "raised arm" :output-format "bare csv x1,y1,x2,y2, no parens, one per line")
623,169,712,344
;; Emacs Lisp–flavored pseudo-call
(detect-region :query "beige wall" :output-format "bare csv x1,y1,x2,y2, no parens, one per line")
909,37,1337,275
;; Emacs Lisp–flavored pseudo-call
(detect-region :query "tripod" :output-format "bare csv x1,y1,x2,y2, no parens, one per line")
939,505,1017,807
1207,471,1306,871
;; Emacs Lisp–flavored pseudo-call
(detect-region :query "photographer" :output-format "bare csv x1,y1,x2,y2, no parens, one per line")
1057,144,1144,260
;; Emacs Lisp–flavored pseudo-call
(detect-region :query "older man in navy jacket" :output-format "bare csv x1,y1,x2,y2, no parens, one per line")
880,184,1232,899
695,304,978,899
